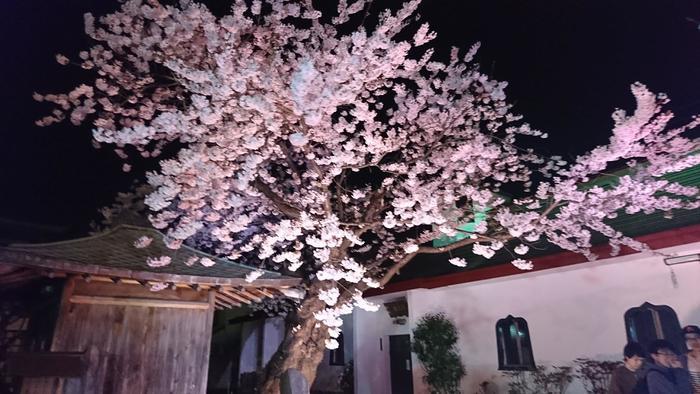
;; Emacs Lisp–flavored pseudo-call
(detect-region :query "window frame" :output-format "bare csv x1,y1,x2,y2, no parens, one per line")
624,302,684,353
496,315,536,371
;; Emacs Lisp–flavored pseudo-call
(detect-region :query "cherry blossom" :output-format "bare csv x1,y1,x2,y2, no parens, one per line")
133,235,153,249
146,255,171,268
37,0,700,382
149,282,169,292
324,338,339,350
245,269,264,283
511,259,534,271
448,257,468,267
514,244,529,255
318,287,340,306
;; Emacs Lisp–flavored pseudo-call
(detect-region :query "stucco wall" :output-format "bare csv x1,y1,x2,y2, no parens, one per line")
239,317,285,375
354,293,413,394
355,242,700,394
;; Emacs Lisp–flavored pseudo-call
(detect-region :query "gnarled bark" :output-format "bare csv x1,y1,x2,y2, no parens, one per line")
260,287,330,393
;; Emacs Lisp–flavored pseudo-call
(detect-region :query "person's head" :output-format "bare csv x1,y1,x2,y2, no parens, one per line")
623,342,646,371
648,339,678,368
683,325,700,352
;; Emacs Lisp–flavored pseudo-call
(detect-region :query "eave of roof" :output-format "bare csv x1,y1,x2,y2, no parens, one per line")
0,225,299,287
400,162,700,281
366,223,700,297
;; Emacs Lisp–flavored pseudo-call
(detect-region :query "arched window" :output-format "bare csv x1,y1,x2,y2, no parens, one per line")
624,302,684,353
496,315,535,370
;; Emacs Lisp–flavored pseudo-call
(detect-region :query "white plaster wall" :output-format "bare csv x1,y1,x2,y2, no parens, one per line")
239,317,285,376
356,242,700,394
239,320,260,374
263,317,285,365
354,294,412,394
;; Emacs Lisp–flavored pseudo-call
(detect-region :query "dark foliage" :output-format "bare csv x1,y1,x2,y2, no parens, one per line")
412,313,466,394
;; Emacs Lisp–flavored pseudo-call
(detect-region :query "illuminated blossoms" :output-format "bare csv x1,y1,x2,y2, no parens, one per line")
37,0,699,352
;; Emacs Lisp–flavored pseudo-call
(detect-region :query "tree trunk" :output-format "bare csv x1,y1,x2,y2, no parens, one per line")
260,289,330,393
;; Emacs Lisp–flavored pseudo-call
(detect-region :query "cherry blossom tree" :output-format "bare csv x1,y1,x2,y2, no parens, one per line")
36,0,700,390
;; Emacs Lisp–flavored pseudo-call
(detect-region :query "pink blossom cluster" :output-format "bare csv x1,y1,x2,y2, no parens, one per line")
38,0,699,347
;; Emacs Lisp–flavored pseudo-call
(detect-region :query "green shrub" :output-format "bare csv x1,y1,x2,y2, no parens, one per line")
412,312,466,394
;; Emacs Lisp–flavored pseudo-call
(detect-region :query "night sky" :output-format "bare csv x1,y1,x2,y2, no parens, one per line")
1,0,700,241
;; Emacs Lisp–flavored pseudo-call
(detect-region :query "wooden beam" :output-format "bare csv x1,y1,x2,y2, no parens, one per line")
214,297,232,309
220,288,252,304
233,287,262,303
215,291,242,307
0,269,39,285
69,295,210,310
87,275,113,283
249,287,275,299
214,292,236,307
72,280,208,302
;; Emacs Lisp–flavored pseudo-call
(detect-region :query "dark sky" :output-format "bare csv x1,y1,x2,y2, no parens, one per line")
1,0,700,240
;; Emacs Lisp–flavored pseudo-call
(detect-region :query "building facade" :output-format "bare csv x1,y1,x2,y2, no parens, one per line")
353,225,700,393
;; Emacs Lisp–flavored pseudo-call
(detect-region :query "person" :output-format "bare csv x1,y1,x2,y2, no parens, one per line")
679,325,700,394
641,339,692,394
609,342,646,394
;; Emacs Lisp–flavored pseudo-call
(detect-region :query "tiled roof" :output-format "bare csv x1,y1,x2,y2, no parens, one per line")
0,225,298,286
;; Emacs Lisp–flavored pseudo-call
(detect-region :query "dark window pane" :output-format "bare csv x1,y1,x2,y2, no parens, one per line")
496,316,535,371
658,307,684,353
624,303,682,353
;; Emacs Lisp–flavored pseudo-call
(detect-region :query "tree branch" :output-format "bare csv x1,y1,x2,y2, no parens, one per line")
277,140,303,184
363,188,385,223
253,178,302,219
377,233,512,286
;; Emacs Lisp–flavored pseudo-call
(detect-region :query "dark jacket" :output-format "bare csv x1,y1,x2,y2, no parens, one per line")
643,363,692,394
609,365,640,394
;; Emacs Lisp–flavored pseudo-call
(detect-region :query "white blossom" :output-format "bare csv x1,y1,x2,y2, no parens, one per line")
328,327,342,338
325,338,339,350
448,257,468,267
133,236,152,248
319,287,340,306
353,290,380,312
473,243,496,259
404,243,419,254
245,269,264,283
288,132,308,147
514,244,529,255
511,258,534,270
383,212,398,229
362,277,380,288
149,282,168,292
288,260,303,272
147,255,171,268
